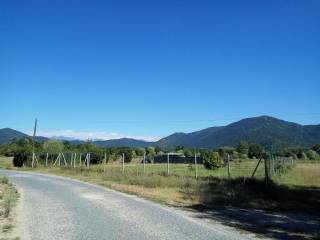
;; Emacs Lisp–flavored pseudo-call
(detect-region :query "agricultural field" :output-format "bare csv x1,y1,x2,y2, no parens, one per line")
1,155,319,210
1,155,320,239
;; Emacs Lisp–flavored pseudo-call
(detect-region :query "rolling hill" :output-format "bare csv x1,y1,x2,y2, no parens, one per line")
1,116,320,149
94,138,152,148
155,116,320,149
0,128,28,144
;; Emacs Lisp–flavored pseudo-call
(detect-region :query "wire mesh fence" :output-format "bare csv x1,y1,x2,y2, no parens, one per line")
26,151,298,183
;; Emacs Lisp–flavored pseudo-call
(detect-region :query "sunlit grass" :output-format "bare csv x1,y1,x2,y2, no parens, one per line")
0,156,13,169
274,162,320,187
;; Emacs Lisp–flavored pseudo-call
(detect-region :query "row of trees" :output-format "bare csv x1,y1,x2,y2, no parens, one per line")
0,138,319,168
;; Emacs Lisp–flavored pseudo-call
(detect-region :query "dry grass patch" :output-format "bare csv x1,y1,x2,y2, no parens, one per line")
274,163,320,187
0,176,19,240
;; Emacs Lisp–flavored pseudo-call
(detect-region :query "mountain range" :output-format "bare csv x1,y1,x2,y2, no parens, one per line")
1,116,320,150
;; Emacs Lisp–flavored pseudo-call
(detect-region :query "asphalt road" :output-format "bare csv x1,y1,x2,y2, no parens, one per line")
0,169,252,240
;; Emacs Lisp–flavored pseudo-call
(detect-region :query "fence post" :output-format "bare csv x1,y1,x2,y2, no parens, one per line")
251,157,262,178
79,153,82,167
194,152,198,179
143,152,146,173
227,153,231,179
87,153,90,169
74,153,76,168
32,152,34,168
272,155,275,175
104,152,106,172
264,157,270,185
122,153,125,173
167,153,170,175
70,153,73,167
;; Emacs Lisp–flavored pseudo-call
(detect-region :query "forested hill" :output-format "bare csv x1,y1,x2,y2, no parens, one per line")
1,116,320,149
0,128,28,144
155,116,320,150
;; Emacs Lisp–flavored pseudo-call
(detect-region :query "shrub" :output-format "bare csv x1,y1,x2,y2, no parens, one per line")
13,152,28,167
203,151,222,169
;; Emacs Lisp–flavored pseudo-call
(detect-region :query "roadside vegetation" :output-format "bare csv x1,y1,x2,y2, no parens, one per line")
0,176,19,240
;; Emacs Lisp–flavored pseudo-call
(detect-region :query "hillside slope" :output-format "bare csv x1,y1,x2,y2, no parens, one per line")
0,128,28,144
155,116,320,149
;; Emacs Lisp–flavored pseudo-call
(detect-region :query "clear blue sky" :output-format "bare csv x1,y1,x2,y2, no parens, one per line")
1,0,319,140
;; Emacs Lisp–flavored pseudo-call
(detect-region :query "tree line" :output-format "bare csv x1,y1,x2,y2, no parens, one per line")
0,137,319,168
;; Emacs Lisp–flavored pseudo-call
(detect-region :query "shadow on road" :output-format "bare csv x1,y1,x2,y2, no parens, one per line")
180,178,320,239
186,204,320,240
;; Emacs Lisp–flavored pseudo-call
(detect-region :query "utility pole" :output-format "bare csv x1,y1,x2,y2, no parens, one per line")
32,118,37,168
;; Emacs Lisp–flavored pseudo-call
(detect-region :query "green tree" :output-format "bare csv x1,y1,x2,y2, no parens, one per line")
146,147,156,158
175,145,184,151
43,140,64,154
237,141,249,158
248,144,262,159
202,151,222,169
312,144,320,155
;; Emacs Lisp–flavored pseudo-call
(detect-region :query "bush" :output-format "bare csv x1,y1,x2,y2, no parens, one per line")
13,152,28,167
203,151,222,169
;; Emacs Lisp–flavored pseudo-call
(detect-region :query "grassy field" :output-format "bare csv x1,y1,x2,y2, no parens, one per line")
274,162,320,187
0,156,319,213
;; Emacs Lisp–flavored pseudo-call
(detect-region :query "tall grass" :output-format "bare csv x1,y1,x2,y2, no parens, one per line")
3,191,15,218
0,177,18,218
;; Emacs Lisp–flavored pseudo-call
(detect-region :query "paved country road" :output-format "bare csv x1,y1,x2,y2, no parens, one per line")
0,169,254,240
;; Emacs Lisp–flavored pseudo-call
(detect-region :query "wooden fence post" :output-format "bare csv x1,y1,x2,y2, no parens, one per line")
227,153,231,179
122,153,125,173
46,152,48,167
251,157,262,178
167,153,170,175
264,157,270,185
104,152,106,173
143,152,146,173
194,152,198,179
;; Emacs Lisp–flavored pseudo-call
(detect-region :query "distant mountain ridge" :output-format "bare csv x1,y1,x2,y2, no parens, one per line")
0,128,28,144
94,138,152,148
156,116,320,149
1,116,320,149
